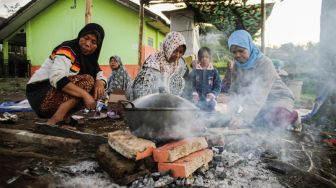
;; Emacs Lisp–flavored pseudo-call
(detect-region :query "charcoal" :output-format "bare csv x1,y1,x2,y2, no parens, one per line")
154,175,174,187
193,175,204,186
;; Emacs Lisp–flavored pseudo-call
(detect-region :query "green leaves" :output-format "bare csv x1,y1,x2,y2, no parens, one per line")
188,1,274,38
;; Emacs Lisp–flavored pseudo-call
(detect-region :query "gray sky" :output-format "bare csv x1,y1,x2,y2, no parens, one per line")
0,0,30,18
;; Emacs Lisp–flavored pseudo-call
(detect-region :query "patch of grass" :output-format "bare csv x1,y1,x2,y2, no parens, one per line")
213,61,228,77
296,93,315,109
0,78,28,94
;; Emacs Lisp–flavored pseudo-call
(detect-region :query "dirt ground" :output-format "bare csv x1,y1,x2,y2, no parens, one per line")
1,91,336,187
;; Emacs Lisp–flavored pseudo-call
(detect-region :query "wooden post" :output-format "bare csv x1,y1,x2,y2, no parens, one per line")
2,40,9,77
85,0,92,24
138,1,145,69
261,0,266,53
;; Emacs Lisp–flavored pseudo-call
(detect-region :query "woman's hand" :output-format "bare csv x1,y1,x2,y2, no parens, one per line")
94,80,105,100
83,93,96,110
62,82,96,109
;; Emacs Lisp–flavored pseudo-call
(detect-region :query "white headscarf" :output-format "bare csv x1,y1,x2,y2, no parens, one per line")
143,31,186,75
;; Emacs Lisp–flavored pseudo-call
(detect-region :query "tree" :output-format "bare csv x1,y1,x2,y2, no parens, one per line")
311,0,336,124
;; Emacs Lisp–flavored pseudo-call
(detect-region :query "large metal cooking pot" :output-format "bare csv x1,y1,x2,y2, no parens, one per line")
119,93,203,141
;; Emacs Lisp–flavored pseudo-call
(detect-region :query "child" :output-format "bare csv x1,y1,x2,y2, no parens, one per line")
190,47,221,112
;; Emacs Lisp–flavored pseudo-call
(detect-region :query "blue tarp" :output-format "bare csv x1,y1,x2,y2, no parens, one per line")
0,99,33,112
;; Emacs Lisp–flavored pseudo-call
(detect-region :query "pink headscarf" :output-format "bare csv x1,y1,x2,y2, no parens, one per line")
143,31,186,75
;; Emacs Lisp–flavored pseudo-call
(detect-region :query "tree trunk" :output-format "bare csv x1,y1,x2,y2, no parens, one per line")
314,0,336,124
319,0,336,82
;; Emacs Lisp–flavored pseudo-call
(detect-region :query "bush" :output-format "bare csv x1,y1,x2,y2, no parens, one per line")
213,60,229,76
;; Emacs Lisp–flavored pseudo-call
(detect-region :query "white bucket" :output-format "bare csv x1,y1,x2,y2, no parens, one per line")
286,80,303,100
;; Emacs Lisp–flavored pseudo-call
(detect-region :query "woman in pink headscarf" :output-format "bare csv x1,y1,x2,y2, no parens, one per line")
128,31,188,100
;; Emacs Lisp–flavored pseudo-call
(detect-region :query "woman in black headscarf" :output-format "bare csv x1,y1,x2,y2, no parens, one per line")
26,23,106,126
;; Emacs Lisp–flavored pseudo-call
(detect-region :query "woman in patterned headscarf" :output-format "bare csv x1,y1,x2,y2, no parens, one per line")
106,55,132,95
128,31,188,100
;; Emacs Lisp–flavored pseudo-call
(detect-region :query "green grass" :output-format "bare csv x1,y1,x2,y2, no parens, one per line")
296,93,315,109
0,78,28,94
213,60,228,77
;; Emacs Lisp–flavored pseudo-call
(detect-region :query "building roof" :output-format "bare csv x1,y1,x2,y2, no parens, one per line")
0,17,6,25
0,0,170,41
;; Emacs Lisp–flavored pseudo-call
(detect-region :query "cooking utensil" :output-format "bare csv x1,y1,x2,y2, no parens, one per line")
119,93,203,141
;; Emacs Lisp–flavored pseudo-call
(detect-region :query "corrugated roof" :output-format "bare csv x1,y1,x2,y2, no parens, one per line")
0,0,56,40
0,0,170,41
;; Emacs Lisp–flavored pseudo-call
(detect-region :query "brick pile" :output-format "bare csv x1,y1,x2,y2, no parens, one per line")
100,131,213,181
153,137,213,178
107,130,156,160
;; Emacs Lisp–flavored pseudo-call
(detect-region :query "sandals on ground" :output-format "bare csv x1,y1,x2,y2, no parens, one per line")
35,121,64,127
107,110,121,119
35,117,81,128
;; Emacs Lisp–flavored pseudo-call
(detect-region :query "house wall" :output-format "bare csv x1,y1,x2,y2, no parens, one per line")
23,0,166,78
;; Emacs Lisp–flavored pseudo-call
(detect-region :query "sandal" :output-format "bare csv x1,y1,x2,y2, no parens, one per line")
107,110,121,119
88,111,107,120
35,121,64,127
68,115,86,126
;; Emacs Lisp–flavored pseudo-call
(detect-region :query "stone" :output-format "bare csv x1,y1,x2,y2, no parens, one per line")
108,130,156,160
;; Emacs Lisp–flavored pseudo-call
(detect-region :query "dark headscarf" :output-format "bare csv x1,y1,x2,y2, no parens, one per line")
53,23,105,78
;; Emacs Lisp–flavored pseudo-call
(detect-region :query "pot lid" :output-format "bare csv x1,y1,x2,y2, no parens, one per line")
129,93,198,109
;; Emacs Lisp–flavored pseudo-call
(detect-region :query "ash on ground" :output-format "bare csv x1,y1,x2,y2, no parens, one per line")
55,160,122,188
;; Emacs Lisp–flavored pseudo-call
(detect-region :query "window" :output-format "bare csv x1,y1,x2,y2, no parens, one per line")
147,37,153,47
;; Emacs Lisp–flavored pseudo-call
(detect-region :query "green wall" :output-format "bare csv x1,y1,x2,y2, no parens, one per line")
25,0,166,66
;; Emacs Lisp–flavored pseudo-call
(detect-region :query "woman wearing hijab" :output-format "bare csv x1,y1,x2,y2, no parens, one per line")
227,30,301,132
106,55,132,95
26,23,106,126
129,31,187,100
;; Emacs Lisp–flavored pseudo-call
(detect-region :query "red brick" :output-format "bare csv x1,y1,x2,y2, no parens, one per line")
158,149,213,178
153,137,208,162
108,130,156,160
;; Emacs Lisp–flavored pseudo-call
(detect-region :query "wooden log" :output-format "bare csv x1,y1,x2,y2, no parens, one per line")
319,169,336,182
35,124,106,146
205,128,251,135
264,159,336,188
96,144,148,185
137,2,144,68
0,128,81,148
0,148,64,160
85,0,92,24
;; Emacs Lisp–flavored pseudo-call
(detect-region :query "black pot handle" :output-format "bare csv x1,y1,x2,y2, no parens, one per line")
118,100,135,109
